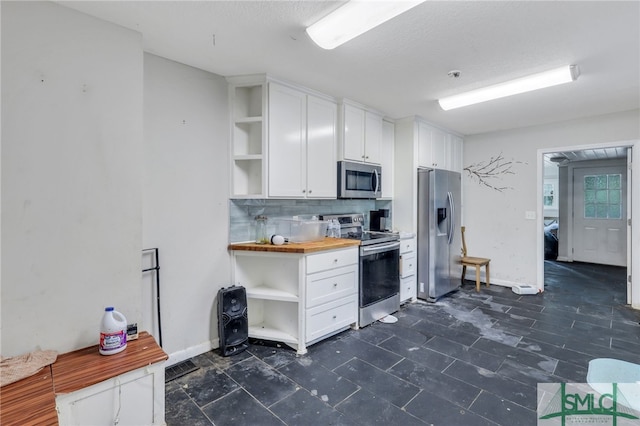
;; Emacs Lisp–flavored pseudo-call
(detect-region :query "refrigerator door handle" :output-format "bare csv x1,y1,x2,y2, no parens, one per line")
447,191,455,245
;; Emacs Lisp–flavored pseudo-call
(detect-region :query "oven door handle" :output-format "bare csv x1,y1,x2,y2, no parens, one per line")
360,241,400,254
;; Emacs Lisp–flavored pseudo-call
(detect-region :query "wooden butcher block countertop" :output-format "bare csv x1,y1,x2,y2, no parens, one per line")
229,237,361,253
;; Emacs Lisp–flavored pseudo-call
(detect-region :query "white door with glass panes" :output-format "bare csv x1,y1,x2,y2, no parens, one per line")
573,165,627,266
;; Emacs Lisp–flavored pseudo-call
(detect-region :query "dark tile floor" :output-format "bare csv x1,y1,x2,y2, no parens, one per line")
165,261,640,425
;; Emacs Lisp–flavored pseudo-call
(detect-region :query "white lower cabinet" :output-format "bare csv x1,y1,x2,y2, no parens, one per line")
399,236,417,303
231,246,358,354
55,363,165,426
306,296,357,343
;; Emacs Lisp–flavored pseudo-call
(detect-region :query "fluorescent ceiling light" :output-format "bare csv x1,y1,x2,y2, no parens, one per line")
306,0,426,50
438,65,580,111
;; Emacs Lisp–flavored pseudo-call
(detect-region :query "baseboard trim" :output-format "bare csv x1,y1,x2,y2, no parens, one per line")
463,274,540,290
165,338,220,368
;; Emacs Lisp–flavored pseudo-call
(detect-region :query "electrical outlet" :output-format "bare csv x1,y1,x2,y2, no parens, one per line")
525,211,536,220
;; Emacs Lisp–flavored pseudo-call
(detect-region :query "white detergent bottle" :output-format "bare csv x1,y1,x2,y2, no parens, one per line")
99,307,127,355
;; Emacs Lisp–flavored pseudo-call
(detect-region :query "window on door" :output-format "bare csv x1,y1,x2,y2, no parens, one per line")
583,174,622,219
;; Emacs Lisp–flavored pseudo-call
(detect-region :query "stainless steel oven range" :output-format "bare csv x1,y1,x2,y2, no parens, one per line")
319,213,400,327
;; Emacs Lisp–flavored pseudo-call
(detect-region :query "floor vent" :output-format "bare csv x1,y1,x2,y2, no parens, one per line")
165,360,199,383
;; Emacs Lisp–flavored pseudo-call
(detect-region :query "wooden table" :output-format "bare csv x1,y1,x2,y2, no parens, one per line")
0,332,167,426
52,331,167,394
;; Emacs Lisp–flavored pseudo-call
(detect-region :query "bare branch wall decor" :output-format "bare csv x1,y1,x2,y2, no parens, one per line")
464,152,527,192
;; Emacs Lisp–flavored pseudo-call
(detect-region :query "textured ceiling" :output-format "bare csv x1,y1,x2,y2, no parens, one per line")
58,1,640,136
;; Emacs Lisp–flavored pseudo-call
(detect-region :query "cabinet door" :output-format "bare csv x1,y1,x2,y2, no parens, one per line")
448,134,463,173
400,253,416,278
268,83,307,197
417,122,432,168
364,111,382,164
380,120,394,198
56,366,164,426
400,275,416,303
307,95,337,198
431,127,447,169
306,296,357,343
418,123,447,169
342,104,365,162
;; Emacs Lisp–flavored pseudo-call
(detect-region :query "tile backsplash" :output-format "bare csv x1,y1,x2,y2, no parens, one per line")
229,199,392,243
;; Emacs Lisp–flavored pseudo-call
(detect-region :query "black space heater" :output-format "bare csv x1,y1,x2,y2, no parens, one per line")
217,285,249,356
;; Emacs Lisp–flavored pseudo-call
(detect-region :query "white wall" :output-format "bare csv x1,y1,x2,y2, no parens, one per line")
142,54,229,364
463,109,640,290
1,1,143,356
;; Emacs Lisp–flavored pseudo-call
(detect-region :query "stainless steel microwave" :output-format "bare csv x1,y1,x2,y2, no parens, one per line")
337,161,381,199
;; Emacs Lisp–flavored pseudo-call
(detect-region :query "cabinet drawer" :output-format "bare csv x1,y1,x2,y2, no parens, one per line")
400,276,416,302
306,248,358,274
400,238,415,254
306,265,357,308
306,296,357,343
400,254,416,278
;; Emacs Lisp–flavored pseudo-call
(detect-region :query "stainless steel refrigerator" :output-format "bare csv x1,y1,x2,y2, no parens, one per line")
417,168,462,302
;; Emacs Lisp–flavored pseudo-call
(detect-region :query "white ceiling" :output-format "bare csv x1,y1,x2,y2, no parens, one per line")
58,1,640,136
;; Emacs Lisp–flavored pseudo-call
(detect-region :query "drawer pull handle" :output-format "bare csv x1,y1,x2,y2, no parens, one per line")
333,283,338,287
333,259,338,263
332,315,337,319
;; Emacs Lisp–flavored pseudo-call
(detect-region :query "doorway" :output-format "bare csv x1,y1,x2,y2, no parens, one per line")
538,142,635,306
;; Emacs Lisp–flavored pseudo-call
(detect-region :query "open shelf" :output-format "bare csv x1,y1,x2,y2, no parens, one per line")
233,120,262,156
247,286,298,302
248,324,297,345
231,81,265,198
233,154,262,161
234,85,263,119
232,159,263,196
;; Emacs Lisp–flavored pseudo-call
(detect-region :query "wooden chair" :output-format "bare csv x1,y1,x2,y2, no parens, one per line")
461,226,491,292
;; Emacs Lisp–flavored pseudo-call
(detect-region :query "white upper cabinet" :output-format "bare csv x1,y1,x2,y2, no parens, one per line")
364,110,383,164
430,127,447,169
342,104,365,162
306,94,337,198
268,83,307,197
380,120,394,199
340,102,383,165
228,75,337,199
418,120,462,173
448,134,464,174
268,82,337,198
